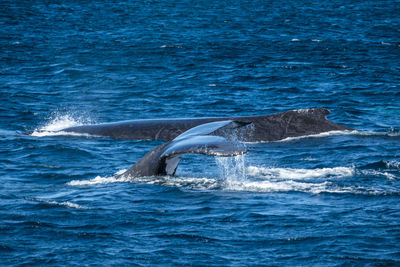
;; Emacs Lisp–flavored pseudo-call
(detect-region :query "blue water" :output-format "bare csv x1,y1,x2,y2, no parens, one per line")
1,0,400,265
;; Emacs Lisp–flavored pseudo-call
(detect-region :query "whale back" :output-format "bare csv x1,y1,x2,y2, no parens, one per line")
60,108,352,142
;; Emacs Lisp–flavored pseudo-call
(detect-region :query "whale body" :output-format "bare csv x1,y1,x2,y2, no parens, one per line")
61,108,351,142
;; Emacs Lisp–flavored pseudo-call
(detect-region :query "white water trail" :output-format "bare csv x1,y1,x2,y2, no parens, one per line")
26,197,89,209
276,129,400,142
247,166,355,180
68,169,220,190
67,163,397,195
242,129,400,144
68,169,129,186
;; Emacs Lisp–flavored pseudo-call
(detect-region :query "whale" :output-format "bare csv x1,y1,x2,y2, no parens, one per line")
60,108,352,142
119,120,249,177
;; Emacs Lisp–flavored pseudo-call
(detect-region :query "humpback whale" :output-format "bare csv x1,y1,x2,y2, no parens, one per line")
48,108,353,178
119,120,249,178
61,108,351,142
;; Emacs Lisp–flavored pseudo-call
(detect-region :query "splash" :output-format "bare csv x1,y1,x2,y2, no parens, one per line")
215,155,248,190
31,112,93,137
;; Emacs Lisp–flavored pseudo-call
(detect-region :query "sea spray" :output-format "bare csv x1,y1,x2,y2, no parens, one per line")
31,111,93,137
215,155,247,190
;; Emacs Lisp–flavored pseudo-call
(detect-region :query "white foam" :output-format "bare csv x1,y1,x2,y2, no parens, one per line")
360,169,398,180
68,162,396,195
135,176,220,190
243,129,400,144
386,161,400,169
26,198,89,209
68,170,220,190
224,179,387,195
247,166,355,180
214,156,360,193
242,130,357,144
224,179,333,193
277,130,356,142
31,114,93,137
352,130,400,137
284,128,400,141
226,165,398,194
222,165,386,194
68,169,129,186
219,165,356,193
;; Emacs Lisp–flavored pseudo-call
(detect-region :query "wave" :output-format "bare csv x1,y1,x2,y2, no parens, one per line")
25,197,89,209
360,160,400,171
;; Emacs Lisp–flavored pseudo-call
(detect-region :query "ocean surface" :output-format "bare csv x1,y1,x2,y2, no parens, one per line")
1,0,400,265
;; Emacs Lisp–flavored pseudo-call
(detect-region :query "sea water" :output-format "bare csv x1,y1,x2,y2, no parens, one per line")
1,1,400,265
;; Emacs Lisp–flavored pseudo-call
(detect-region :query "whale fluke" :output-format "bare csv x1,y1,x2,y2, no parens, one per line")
120,120,247,178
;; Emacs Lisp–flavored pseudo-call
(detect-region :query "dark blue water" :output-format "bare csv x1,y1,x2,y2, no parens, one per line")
1,1,400,265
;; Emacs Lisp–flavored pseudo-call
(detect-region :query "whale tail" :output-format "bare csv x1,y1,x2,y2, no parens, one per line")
159,134,246,176
121,120,249,177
